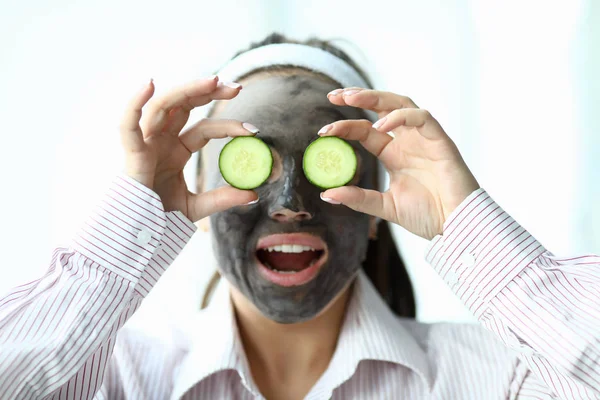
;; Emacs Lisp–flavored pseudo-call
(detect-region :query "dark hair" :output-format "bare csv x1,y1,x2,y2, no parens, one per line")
200,33,415,318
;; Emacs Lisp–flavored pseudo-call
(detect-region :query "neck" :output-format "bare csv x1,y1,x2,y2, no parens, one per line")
230,283,352,399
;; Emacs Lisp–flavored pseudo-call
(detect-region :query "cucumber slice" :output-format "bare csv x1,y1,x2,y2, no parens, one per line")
219,136,273,190
303,137,357,189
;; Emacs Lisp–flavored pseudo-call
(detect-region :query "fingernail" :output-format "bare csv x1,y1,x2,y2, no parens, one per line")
142,78,153,90
245,198,259,205
210,75,218,81
372,117,387,130
242,122,260,134
222,81,242,89
327,89,343,97
343,89,361,97
320,193,341,204
318,124,332,135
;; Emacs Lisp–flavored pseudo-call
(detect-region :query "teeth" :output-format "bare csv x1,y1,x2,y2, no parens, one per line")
264,262,298,274
264,244,317,253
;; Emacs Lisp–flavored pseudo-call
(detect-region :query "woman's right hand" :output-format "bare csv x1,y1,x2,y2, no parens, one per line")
120,76,259,222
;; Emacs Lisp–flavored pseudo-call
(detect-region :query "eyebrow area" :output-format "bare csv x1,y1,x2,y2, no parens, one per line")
313,106,348,122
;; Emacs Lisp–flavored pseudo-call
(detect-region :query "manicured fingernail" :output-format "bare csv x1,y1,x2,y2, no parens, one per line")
318,124,332,135
242,122,260,134
320,193,341,204
343,89,361,97
372,117,387,130
327,89,343,97
222,81,242,89
245,198,259,205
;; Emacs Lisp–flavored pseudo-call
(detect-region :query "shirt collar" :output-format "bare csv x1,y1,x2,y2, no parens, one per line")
320,271,432,392
172,271,432,398
171,280,262,399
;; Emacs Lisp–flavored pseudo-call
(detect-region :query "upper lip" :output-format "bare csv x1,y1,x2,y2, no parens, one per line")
256,233,326,251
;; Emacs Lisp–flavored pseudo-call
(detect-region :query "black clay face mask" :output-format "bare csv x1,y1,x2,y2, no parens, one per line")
203,75,376,323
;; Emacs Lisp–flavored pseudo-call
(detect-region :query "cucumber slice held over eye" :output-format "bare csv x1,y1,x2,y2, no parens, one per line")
218,136,273,190
303,136,357,189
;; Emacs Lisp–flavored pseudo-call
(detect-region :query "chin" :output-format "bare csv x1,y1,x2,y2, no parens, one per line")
250,267,358,325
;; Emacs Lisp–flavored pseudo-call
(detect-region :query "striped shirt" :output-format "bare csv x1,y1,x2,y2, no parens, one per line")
0,175,598,399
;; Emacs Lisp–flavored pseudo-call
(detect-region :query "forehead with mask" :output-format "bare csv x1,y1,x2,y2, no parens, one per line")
201,67,377,324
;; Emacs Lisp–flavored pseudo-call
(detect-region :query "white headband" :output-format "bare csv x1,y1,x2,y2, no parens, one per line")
183,43,381,194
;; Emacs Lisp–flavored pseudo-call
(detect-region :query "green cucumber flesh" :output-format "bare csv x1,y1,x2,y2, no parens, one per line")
303,137,357,189
218,136,273,190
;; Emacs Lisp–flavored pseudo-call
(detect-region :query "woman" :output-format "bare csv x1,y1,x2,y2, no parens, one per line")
0,34,598,399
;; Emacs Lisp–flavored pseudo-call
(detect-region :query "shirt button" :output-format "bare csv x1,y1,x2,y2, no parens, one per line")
447,271,459,286
459,252,477,267
136,228,152,245
519,345,535,356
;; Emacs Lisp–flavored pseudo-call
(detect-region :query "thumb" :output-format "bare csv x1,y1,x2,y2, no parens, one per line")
320,186,391,222
188,186,258,222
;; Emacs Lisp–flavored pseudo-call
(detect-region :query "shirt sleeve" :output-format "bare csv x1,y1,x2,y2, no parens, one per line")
0,175,196,400
425,189,600,399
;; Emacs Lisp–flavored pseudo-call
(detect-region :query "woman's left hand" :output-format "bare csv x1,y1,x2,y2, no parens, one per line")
320,88,480,240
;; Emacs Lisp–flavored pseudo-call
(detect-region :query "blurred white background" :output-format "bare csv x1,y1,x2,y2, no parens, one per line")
0,0,598,323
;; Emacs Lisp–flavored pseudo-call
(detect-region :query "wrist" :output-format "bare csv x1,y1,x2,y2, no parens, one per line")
442,166,480,224
124,170,155,190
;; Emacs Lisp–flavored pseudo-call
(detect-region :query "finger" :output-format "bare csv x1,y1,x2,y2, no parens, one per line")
143,76,236,136
326,87,362,107
189,186,258,222
162,107,188,136
179,119,260,153
328,88,418,114
373,108,447,140
320,185,391,222
319,119,392,158
163,81,244,135
184,81,244,107
119,79,155,152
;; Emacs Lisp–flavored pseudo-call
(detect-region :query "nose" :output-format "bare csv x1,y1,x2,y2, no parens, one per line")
268,156,313,223
270,208,312,223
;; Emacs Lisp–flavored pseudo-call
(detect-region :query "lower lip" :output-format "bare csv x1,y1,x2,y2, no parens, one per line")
256,252,327,287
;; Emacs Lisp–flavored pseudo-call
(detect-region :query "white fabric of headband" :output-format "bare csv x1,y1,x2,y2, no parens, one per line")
183,43,377,194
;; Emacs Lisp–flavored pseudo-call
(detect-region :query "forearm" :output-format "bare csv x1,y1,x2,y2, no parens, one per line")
0,175,196,399
426,189,600,399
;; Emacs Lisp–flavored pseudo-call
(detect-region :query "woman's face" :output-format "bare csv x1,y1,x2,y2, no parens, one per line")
204,72,376,323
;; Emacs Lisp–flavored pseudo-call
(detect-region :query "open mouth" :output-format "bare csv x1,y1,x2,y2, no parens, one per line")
255,233,328,287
